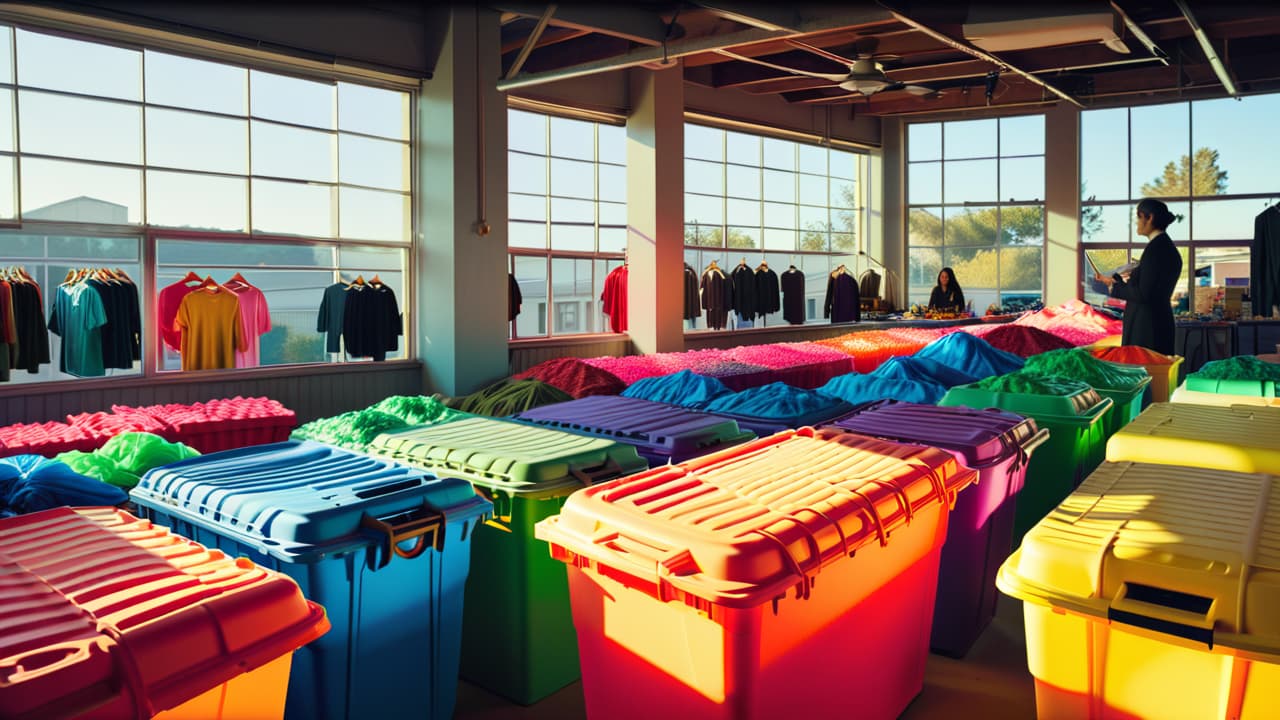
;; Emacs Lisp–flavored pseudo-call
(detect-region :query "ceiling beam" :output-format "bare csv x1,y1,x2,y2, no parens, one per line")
886,9,1084,109
501,26,589,55
516,33,633,75
1145,14,1280,41
498,7,895,91
504,4,556,81
1111,1,1169,65
493,3,670,46
1174,0,1237,95
686,3,803,32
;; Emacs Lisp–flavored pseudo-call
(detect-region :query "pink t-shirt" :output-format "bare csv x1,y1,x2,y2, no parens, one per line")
225,280,271,368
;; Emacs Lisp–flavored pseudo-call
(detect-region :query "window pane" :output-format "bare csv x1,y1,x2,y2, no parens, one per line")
340,187,408,242
830,179,856,208
908,207,943,247
251,179,334,237
999,115,1044,156
1082,204,1131,244
598,201,626,226
1191,198,1256,241
509,153,547,195
1080,107,1128,201
944,119,996,159
339,134,408,191
726,198,760,226
763,202,795,229
908,246,943,303
551,257,593,335
944,246,997,302
0,28,11,84
340,244,404,271
550,158,594,199
799,226,828,252
1194,245,1250,289
1001,206,1044,244
19,91,142,164
766,138,799,170
147,108,247,174
763,169,796,203
550,116,594,161
551,197,593,223
146,51,246,115
16,29,141,100
1131,103,1188,199
512,255,547,337
800,205,829,235
49,236,138,260
763,228,796,251
832,207,857,236
999,246,1043,294
944,159,997,203
685,124,724,162
726,165,760,200
250,70,334,129
157,239,329,266
252,121,335,182
338,83,409,140
510,193,546,222
726,225,758,249
0,90,12,152
908,161,941,205
829,150,857,180
685,159,723,195
598,163,625,203
685,193,723,226
1191,95,1280,196
832,231,856,253
797,143,826,174
685,224,722,247
944,206,998,247
798,173,825,204
550,223,594,252
22,158,141,223
598,227,626,253
146,170,247,232
509,220,545,249
0,156,13,220
908,122,941,162
726,131,760,164
509,110,547,154
1000,157,1044,201
597,124,626,165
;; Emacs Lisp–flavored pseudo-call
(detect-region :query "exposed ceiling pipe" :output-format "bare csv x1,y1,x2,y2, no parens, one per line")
1173,0,1238,95
504,4,557,80
882,6,1085,109
1110,1,1169,66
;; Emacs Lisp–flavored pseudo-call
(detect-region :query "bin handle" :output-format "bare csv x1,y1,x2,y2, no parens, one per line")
360,502,446,570
1108,582,1216,647
569,456,623,486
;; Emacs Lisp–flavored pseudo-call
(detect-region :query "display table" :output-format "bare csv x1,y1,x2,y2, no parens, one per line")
1175,321,1237,373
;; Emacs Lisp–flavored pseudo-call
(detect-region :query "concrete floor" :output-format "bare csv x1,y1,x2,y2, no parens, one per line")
455,596,1037,719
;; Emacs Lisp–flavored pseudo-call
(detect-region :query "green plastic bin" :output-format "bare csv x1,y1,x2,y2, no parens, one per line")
940,375,1113,543
1185,375,1277,398
1023,349,1152,438
368,416,648,705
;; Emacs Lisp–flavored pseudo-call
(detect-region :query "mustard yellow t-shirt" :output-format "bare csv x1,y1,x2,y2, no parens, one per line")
174,286,246,371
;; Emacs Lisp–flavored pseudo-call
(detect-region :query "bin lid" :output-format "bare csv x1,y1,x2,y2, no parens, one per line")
368,416,649,496
513,396,754,454
998,461,1280,658
132,440,490,557
1106,403,1280,474
1185,375,1277,398
831,402,1042,469
940,374,1112,422
535,427,976,608
0,507,329,720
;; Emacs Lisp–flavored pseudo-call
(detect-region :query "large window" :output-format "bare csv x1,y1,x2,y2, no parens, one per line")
906,116,1045,313
684,123,867,328
0,23,413,387
1080,95,1280,315
508,108,625,338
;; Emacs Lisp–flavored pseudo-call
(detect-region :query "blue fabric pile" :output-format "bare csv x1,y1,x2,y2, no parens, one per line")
703,381,850,421
871,356,978,388
622,370,733,410
915,331,1024,380
0,454,128,518
819,373,949,405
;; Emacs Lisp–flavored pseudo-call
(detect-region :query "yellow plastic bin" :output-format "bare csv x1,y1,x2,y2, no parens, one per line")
1107,402,1280,473
997,461,1280,720
1169,381,1280,408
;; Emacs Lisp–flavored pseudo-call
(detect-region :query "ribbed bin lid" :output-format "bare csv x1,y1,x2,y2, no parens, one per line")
536,427,975,608
132,440,489,559
998,461,1280,658
832,402,1045,469
369,416,648,496
0,507,328,720
1185,375,1277,398
1106,403,1280,473
513,396,754,454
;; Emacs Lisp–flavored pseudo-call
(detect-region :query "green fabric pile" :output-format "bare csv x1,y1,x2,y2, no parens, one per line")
1193,355,1280,382
368,395,470,426
292,409,408,450
54,432,200,489
1023,348,1149,390
454,378,573,417
976,370,1093,397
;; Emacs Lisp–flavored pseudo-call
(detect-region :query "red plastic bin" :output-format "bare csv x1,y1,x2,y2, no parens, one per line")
536,427,976,720
0,506,329,720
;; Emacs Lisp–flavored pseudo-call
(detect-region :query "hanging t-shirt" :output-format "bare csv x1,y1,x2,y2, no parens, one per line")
225,279,271,368
781,268,805,325
86,278,140,370
174,286,246,371
601,265,628,333
8,280,49,374
0,281,15,382
157,278,203,352
48,282,108,378
508,272,523,322
342,284,402,361
317,282,347,354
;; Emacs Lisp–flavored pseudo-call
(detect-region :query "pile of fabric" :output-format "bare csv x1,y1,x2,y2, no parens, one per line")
54,432,200,489
0,454,127,517
978,324,1075,358
453,378,574,416
513,357,627,398
621,369,733,410
292,408,410,450
915,331,1025,379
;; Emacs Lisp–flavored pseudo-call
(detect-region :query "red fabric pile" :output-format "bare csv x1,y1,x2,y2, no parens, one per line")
514,357,627,398
112,397,297,453
1089,345,1174,365
66,411,169,441
980,324,1074,358
0,421,95,458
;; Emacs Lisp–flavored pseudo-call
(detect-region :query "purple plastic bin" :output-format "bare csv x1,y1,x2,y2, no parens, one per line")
831,402,1049,658
511,395,756,465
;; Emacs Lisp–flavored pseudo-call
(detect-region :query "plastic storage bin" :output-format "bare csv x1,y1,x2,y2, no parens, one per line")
130,441,490,720
1022,349,1152,438
832,403,1049,657
368,417,648,704
998,461,1280,720
1089,347,1184,404
0,506,329,720
536,427,977,720
1106,402,1280,473
940,380,1113,541
512,395,755,465
1170,380,1280,407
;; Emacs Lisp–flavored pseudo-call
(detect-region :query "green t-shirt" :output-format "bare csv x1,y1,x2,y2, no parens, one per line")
48,283,108,378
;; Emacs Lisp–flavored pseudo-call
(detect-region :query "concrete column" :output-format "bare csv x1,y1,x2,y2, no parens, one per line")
880,117,906,308
1044,103,1082,305
416,7,509,395
625,65,684,355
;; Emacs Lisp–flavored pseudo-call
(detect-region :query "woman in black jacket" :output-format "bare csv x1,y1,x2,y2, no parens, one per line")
1095,198,1183,354
928,267,965,313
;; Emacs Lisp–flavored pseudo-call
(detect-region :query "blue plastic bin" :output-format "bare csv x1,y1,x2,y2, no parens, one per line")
129,440,491,720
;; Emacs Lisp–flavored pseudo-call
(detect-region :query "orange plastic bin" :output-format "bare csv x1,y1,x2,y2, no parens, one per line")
0,506,328,720
536,427,976,720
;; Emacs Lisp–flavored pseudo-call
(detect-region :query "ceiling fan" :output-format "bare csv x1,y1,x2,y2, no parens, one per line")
717,38,941,98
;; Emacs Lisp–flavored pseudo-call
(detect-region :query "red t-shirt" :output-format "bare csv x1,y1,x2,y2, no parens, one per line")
158,279,203,352
601,265,628,333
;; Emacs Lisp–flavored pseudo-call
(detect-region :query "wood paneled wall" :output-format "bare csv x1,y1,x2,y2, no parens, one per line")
508,337,633,375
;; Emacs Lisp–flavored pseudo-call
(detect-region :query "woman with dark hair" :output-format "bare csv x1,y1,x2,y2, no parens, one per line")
1095,198,1183,354
929,267,966,313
